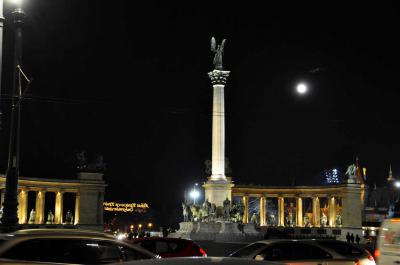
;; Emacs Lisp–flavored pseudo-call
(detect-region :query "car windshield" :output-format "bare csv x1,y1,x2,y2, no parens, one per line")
229,243,266,257
317,241,364,256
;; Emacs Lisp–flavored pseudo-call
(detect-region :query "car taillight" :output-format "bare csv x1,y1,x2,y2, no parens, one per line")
374,249,380,259
199,247,207,257
354,258,360,265
368,253,375,261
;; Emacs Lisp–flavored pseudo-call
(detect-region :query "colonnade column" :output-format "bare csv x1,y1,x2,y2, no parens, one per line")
74,192,80,225
0,189,5,207
296,196,303,227
329,196,336,227
35,190,46,224
55,190,63,224
312,196,320,227
17,189,27,224
242,195,249,224
278,196,284,226
259,196,267,226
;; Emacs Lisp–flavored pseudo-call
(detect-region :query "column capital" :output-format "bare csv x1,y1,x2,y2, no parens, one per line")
208,70,230,85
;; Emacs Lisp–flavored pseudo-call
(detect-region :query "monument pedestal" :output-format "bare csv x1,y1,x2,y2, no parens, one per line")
216,222,245,242
174,221,250,243
203,178,234,209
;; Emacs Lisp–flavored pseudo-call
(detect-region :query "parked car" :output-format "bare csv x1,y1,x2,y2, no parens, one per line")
130,237,207,258
111,256,281,265
0,229,158,264
375,217,400,264
229,239,375,265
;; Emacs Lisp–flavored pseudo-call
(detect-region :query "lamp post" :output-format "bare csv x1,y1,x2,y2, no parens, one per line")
1,0,25,232
0,0,4,130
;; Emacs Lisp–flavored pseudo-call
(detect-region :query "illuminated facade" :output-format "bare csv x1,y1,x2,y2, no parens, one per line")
231,183,363,228
0,172,106,230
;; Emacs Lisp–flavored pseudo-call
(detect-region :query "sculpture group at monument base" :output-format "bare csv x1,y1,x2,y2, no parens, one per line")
172,221,363,243
171,221,263,243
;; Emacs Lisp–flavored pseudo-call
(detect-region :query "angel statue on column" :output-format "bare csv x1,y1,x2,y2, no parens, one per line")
211,37,226,70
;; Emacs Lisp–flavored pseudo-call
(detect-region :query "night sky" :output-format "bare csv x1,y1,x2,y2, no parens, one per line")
1,3,400,225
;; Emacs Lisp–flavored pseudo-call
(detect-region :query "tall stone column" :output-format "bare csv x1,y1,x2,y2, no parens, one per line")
242,195,249,224
296,196,303,227
312,196,320,227
203,69,234,208
260,196,267,226
35,190,45,224
55,191,64,224
278,196,285,226
17,189,27,224
329,196,336,227
74,192,80,225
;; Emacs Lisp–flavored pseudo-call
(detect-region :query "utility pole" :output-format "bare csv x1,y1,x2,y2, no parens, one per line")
1,3,25,232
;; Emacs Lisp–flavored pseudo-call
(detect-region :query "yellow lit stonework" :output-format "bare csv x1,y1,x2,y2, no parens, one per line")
0,173,106,230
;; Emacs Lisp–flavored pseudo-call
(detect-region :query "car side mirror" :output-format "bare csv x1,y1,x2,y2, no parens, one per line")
254,255,265,261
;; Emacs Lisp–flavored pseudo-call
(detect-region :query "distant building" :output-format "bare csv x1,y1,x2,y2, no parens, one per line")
323,169,341,184
365,165,399,223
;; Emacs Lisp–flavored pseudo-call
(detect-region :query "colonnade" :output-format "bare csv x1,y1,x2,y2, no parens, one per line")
0,173,107,228
240,194,340,227
6,188,80,225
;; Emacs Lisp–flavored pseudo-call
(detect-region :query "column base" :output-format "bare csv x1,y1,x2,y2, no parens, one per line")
203,178,234,207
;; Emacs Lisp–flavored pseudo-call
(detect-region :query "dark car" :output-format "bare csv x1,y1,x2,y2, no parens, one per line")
229,239,374,265
0,229,158,264
130,237,207,258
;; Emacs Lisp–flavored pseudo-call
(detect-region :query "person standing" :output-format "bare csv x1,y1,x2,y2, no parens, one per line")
346,232,351,243
356,234,360,245
350,233,355,243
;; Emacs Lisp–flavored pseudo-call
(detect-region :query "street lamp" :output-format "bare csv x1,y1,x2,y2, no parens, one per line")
394,181,400,189
189,184,200,205
296,83,308,95
1,0,25,232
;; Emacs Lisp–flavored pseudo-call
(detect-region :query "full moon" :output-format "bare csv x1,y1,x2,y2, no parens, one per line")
296,83,307,94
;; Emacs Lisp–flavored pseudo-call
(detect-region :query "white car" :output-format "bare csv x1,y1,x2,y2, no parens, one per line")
0,229,158,264
375,217,400,265
228,239,375,265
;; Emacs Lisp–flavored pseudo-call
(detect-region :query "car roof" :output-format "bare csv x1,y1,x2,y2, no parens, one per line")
0,229,115,239
254,239,307,244
117,257,279,265
132,237,194,243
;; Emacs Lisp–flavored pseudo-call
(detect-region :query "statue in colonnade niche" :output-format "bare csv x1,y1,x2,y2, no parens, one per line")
336,214,342,226
269,212,276,226
321,212,328,227
250,213,259,225
286,211,294,227
28,209,36,224
65,210,74,224
46,210,55,224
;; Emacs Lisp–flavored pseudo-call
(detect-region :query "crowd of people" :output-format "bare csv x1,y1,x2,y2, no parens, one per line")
346,232,361,244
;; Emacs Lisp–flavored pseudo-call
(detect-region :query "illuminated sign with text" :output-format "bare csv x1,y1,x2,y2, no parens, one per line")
103,202,149,213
